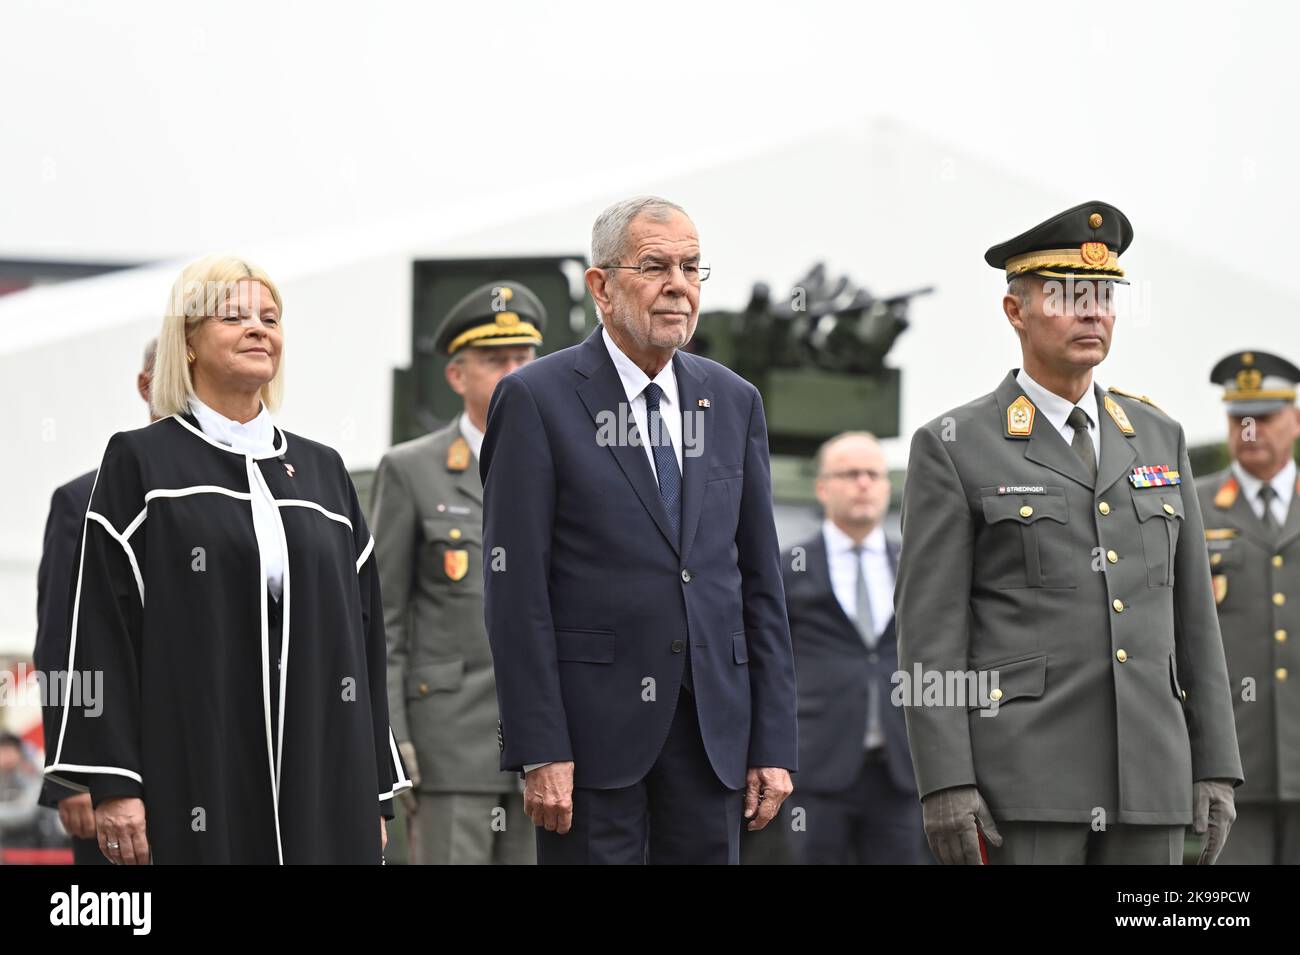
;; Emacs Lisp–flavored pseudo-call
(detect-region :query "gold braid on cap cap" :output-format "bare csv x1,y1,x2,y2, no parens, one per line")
448,320,542,355
1004,246,1124,278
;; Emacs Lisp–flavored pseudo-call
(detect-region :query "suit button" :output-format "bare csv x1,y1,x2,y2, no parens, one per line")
989,688,1003,701
681,569,692,583
1107,550,1119,564
1274,555,1285,568
1019,505,1034,518
1277,667,1289,682
1112,598,1125,613
671,640,685,653
1277,629,1288,643
1098,501,1111,515
449,528,462,540
418,682,430,696
868,651,879,663
1162,503,1176,515
1275,593,1286,606
1115,649,1128,662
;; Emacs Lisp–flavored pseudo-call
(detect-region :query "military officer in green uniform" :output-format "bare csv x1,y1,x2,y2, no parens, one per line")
372,280,546,864
896,201,1243,864
1197,350,1300,864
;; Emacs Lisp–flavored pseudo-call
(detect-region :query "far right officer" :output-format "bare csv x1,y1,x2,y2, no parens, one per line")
1198,350,1300,863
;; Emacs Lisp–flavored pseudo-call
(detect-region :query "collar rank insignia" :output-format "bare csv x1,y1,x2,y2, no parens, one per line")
283,463,295,478
1129,464,1180,488
447,436,471,472
1214,476,1239,508
1007,395,1035,436
1104,395,1135,435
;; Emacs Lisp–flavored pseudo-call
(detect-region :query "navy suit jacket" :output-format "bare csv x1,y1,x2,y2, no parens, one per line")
34,469,97,808
781,531,918,795
480,325,798,791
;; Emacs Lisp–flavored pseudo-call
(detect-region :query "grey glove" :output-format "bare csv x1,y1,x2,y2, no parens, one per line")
922,784,1002,865
398,740,421,816
1192,778,1236,865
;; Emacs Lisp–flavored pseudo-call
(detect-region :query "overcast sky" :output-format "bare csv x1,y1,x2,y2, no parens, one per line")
3,0,1297,302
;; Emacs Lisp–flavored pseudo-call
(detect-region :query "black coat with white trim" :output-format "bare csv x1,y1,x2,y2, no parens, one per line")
44,413,410,864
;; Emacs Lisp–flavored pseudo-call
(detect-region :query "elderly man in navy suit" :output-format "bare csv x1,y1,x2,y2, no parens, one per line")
782,432,930,864
480,196,798,864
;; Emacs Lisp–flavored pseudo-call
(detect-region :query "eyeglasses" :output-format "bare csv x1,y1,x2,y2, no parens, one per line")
209,312,281,330
821,468,885,483
601,259,711,284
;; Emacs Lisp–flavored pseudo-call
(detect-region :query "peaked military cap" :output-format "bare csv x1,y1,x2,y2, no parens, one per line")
985,200,1134,283
435,280,547,356
1210,350,1300,416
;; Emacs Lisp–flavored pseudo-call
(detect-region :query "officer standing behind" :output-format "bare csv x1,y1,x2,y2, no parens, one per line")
1198,351,1300,864
896,201,1242,865
372,281,545,864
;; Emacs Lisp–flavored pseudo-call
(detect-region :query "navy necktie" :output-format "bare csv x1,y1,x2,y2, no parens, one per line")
642,382,681,546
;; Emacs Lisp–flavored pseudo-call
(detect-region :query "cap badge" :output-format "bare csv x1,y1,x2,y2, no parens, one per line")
1080,242,1109,268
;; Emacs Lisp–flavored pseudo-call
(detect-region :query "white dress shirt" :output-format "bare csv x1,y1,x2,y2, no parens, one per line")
1232,458,1296,527
823,520,892,749
458,411,485,461
602,325,683,481
189,396,285,601
1015,368,1101,468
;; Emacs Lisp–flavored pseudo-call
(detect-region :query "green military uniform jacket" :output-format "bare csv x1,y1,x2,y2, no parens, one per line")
1197,466,1300,803
896,370,1243,825
372,416,517,793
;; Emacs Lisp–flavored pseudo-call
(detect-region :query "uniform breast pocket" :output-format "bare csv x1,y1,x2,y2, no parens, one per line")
979,488,1075,589
422,517,482,589
1132,491,1183,587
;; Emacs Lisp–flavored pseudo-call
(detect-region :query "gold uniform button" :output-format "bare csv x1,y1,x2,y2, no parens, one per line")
1276,629,1288,643
1098,502,1111,515
990,688,1004,701
1277,668,1289,682
1274,555,1284,568
1210,553,1222,566
418,682,430,696
1112,598,1125,613
1115,649,1128,662
1107,550,1118,564
1162,503,1176,515
1274,592,1286,607
1020,505,1034,518
449,528,462,540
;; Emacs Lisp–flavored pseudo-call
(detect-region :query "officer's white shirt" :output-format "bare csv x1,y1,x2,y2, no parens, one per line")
458,411,485,462
1015,368,1102,468
822,520,893,642
1232,458,1296,526
602,325,684,482
189,396,284,601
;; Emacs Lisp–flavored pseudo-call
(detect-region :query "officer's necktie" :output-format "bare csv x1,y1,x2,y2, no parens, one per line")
1067,406,1098,483
1258,484,1281,537
851,543,883,750
642,382,681,546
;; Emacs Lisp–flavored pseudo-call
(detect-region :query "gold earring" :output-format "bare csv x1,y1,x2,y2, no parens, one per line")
187,350,196,363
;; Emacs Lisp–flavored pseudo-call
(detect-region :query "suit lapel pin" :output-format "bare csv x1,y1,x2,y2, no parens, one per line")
698,398,710,408
283,463,295,478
